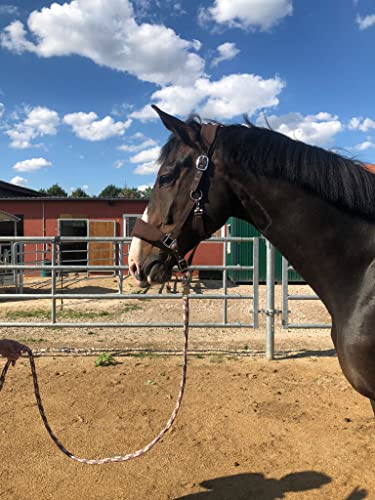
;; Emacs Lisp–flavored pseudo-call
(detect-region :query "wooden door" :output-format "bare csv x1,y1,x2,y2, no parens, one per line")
88,221,116,267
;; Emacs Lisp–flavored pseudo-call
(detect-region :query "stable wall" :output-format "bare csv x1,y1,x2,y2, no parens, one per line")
0,198,224,268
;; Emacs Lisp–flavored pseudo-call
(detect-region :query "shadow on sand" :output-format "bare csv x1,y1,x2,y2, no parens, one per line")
277,348,337,360
176,471,367,500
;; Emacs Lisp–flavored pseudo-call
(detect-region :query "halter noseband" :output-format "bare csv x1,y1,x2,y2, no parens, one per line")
131,123,220,272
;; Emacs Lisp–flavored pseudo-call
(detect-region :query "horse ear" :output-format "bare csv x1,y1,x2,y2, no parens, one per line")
151,105,200,147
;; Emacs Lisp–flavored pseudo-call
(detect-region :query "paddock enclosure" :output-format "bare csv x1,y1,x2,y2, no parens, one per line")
1,235,375,499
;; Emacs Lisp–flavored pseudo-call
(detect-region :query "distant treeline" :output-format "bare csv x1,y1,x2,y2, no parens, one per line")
39,183,152,198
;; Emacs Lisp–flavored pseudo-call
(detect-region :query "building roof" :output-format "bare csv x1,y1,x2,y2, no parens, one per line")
0,196,148,202
0,210,20,222
0,180,42,198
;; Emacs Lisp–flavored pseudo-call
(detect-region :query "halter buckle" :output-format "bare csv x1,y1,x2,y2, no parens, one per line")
196,155,209,171
162,234,177,249
177,258,189,272
194,204,204,216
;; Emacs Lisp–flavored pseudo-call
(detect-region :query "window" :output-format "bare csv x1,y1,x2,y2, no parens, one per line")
58,219,88,265
123,215,141,237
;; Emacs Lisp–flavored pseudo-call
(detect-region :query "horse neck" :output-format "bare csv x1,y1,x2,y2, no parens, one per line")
230,172,375,315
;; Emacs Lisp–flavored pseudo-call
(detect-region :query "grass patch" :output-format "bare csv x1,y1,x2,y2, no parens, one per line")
1,306,142,321
122,304,143,313
1,309,112,320
2,309,50,320
59,310,111,319
95,353,118,367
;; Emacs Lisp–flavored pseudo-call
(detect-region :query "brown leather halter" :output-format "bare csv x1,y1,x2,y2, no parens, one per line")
131,123,220,272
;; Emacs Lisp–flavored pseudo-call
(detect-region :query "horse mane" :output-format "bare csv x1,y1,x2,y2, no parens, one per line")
160,116,375,220
220,123,375,219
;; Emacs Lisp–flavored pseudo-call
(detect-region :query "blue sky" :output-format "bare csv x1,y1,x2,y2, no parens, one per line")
0,0,375,196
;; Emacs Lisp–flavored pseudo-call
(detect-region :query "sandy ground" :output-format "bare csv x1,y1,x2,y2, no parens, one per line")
1,276,373,499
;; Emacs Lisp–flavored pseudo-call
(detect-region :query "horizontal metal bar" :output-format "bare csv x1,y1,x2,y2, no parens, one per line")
286,323,332,329
0,264,255,271
0,293,254,300
287,295,320,300
0,236,258,243
0,322,255,328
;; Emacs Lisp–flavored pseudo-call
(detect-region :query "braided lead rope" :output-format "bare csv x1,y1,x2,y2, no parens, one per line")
0,282,190,465
0,359,11,391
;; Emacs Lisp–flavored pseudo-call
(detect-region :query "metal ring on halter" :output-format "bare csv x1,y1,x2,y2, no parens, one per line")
162,234,176,249
190,190,203,202
196,155,209,171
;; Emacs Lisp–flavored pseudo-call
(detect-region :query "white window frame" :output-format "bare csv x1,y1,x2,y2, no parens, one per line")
123,214,142,238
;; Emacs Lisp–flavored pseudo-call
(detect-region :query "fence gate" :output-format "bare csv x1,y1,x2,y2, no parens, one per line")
0,235,260,330
281,256,331,329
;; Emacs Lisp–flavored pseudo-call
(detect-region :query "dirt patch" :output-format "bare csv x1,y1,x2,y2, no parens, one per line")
2,277,372,499
0,355,373,499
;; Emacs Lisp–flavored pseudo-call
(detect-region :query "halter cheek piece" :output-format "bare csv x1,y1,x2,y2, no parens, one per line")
131,123,220,272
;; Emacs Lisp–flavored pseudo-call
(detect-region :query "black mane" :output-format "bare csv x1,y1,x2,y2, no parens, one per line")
160,118,375,220
220,123,375,219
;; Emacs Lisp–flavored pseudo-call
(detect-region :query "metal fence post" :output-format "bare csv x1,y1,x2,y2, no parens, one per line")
51,240,56,324
253,238,259,329
266,240,276,360
281,256,289,329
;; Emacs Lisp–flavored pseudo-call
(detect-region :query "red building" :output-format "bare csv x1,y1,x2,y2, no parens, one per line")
0,194,224,270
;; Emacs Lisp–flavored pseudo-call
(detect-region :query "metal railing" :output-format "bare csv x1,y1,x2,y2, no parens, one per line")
281,256,331,329
0,235,260,329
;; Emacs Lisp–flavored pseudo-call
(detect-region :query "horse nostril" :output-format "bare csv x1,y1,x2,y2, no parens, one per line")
130,261,145,283
134,268,145,282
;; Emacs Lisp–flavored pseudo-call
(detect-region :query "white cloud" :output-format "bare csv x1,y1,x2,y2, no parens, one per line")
134,162,159,175
118,138,157,152
13,157,52,172
1,0,204,86
258,112,343,146
6,106,59,148
131,73,285,121
63,112,132,141
356,13,375,30
0,102,4,119
10,175,28,186
353,140,375,151
348,116,375,132
206,0,293,31
130,146,161,163
0,5,19,16
211,42,240,67
138,183,153,191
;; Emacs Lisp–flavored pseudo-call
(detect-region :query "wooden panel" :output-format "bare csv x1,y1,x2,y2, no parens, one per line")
88,221,115,266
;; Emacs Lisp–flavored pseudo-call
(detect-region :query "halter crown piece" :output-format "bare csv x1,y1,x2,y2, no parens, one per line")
131,123,220,272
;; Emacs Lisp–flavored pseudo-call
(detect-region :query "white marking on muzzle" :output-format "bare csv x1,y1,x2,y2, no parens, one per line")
129,207,148,280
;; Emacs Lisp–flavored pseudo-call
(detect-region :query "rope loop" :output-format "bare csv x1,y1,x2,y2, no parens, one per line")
0,278,190,465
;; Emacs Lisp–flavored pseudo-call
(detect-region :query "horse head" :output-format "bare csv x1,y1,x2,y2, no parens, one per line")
129,106,234,287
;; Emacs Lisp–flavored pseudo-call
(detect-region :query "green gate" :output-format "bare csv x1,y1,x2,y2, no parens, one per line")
226,218,303,283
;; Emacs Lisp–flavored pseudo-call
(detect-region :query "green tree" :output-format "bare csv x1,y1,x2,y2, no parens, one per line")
140,186,152,199
71,187,89,198
120,187,142,199
98,184,122,198
45,184,68,197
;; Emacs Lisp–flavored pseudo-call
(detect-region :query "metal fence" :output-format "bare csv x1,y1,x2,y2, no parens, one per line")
0,235,260,329
281,256,331,329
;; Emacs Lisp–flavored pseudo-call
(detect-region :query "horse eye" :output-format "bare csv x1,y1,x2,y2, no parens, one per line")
159,173,174,187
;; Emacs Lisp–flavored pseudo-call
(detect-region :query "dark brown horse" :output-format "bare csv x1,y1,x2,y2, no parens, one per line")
129,105,375,415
